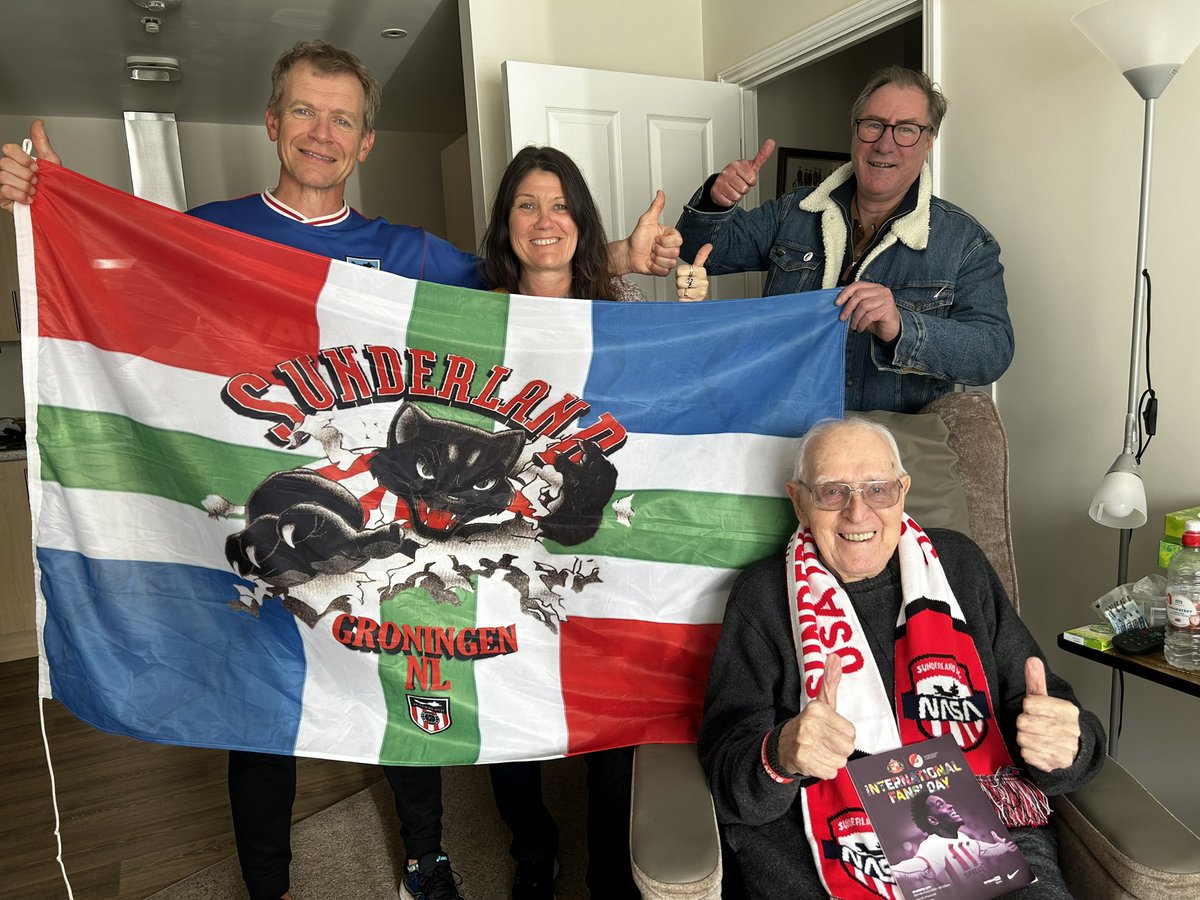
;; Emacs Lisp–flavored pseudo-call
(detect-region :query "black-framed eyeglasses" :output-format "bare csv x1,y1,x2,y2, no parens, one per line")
796,479,904,511
854,119,931,147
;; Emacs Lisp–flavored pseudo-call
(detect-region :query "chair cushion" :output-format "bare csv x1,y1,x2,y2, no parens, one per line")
1053,757,1200,898
849,408,972,536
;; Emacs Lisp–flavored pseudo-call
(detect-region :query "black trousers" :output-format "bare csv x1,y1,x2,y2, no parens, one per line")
228,750,443,900
489,747,639,899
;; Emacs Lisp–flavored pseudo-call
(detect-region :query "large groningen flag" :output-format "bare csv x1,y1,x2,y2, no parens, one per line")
16,163,845,765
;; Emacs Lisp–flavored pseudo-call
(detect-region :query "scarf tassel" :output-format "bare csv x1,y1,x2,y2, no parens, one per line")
976,766,1051,829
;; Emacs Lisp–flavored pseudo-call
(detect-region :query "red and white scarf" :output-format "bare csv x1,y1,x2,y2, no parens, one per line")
788,516,1048,899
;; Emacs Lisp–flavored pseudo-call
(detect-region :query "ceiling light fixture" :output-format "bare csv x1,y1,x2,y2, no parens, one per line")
126,56,182,82
381,28,408,39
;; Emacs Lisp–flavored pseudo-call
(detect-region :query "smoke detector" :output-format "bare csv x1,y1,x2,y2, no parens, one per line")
129,0,182,11
126,56,182,82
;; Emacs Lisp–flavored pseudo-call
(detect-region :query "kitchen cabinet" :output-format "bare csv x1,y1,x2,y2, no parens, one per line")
0,458,36,661
0,212,18,342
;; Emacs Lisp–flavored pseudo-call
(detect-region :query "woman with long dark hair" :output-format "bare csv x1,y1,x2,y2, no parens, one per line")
481,145,641,900
480,145,645,304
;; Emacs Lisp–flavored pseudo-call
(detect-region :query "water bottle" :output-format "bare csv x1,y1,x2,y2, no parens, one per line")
1165,518,1200,671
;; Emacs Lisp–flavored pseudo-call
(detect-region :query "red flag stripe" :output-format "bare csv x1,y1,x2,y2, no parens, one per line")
560,617,721,753
31,164,328,376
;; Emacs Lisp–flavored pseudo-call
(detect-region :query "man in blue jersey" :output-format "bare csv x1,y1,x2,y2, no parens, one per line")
2,39,683,900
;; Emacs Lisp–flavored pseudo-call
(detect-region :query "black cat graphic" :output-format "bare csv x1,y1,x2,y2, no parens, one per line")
226,404,617,589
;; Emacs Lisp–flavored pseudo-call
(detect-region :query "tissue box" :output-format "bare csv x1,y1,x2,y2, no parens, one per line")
1161,540,1184,570
1063,623,1115,651
1164,506,1200,542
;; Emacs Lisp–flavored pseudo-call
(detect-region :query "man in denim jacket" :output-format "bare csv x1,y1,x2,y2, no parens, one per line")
677,66,1013,413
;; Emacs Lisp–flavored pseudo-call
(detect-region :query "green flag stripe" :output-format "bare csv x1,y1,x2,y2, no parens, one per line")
405,282,509,431
378,584,482,764
546,491,796,568
390,283,508,755
37,405,318,508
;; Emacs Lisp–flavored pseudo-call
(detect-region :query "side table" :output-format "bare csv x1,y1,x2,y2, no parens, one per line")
1057,633,1200,757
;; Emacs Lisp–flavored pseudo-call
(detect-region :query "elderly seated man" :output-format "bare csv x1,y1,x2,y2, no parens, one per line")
698,417,1105,899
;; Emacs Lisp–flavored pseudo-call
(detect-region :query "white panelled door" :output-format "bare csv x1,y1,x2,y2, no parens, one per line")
503,60,750,302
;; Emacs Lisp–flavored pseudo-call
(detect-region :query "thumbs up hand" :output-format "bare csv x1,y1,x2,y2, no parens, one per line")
710,138,777,207
778,653,856,780
1,119,62,213
622,190,683,277
1015,657,1081,772
676,243,712,302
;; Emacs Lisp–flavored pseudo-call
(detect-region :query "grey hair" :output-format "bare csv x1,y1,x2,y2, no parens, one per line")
792,417,907,484
850,65,948,134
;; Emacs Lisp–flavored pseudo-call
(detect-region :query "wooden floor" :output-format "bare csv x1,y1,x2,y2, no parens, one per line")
0,656,383,900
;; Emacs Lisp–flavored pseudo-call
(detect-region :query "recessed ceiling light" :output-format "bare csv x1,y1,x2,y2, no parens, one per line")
381,28,408,39
126,56,182,82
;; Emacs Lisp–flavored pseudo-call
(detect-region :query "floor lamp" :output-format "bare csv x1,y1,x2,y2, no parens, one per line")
1072,0,1200,757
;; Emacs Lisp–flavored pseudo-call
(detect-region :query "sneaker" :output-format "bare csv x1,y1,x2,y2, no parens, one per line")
511,856,557,900
400,851,464,900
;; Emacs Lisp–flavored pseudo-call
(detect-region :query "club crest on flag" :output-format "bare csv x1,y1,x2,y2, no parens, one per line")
408,695,452,734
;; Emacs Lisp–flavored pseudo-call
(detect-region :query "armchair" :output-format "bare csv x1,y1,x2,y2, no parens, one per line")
629,391,1200,899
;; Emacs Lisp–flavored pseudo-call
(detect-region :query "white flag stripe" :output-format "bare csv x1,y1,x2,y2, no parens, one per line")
38,338,310,450
475,576,570,762
615,431,796,496
315,260,417,352
559,554,733,625
503,292,594,400
293,576,389,761
38,482,238,567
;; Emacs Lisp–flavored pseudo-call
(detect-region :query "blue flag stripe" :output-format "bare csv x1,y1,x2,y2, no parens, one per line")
40,548,307,752
586,291,846,434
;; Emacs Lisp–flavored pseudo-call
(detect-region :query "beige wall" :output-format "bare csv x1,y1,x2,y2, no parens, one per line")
939,0,1200,830
440,134,476,254
701,0,851,78
459,0,706,244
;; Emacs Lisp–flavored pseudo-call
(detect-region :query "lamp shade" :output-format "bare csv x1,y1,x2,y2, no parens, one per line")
1073,0,1200,98
1089,452,1148,529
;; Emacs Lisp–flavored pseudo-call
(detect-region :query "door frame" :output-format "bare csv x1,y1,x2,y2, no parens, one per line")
716,0,939,212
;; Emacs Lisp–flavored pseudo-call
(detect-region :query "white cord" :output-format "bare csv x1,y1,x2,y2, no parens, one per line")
22,138,33,156
39,697,76,898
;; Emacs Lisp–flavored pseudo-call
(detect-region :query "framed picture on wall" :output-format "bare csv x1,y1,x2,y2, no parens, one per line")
776,147,851,197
